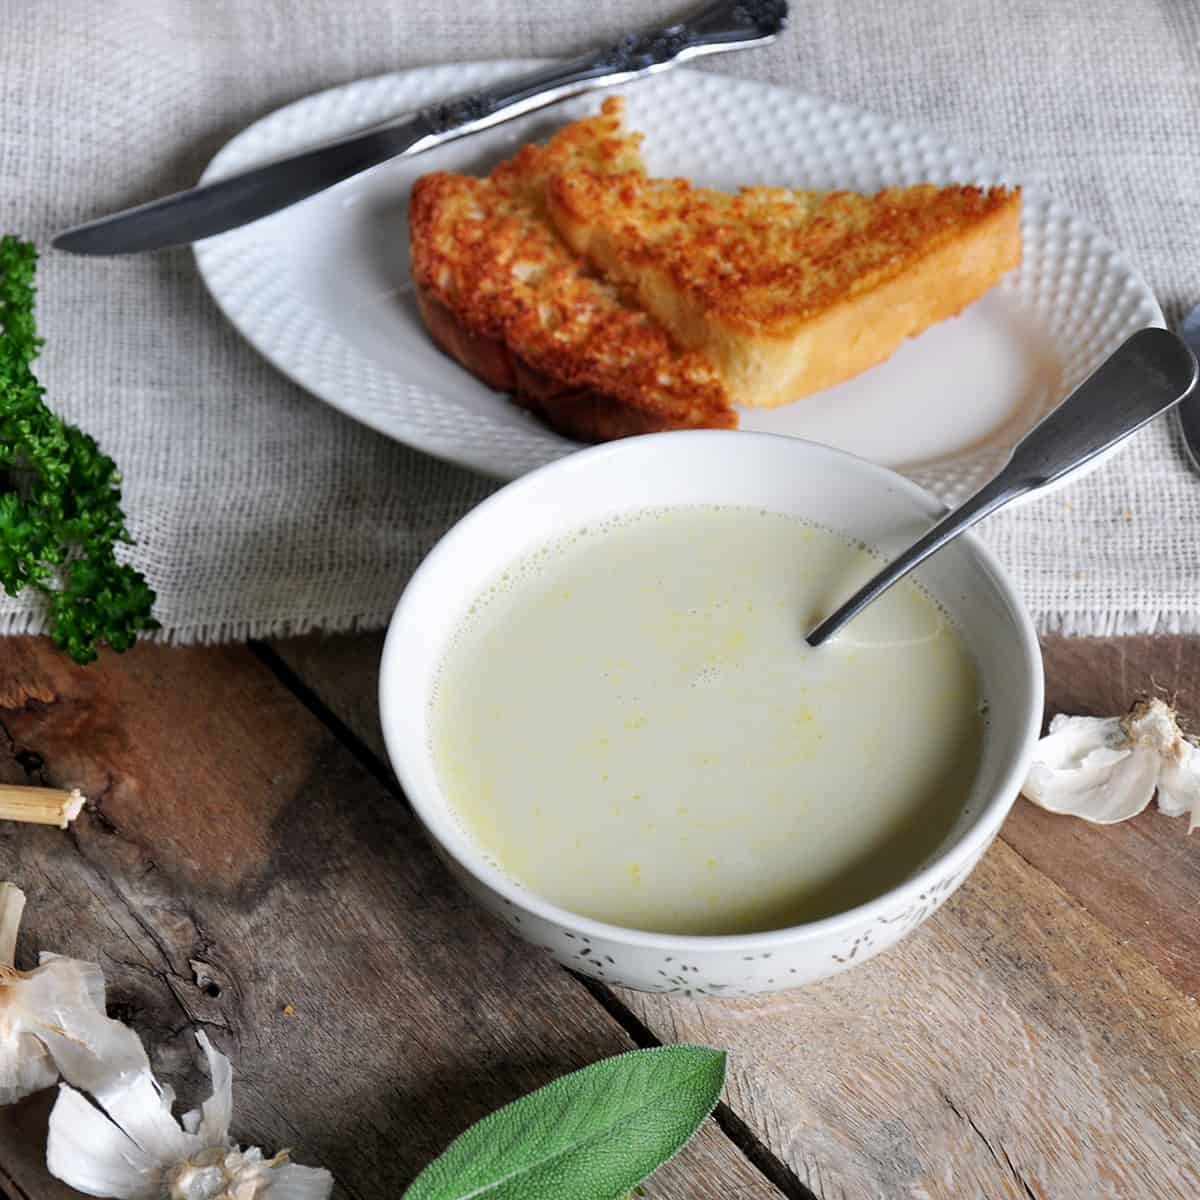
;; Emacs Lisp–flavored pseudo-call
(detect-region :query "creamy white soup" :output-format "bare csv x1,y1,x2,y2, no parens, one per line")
430,506,984,935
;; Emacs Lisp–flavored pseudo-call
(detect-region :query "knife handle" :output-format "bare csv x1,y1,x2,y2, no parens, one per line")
410,0,786,147
52,0,786,254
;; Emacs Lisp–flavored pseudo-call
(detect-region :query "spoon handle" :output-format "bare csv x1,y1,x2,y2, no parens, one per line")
806,327,1198,647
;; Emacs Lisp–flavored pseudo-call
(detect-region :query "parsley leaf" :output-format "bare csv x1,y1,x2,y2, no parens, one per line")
0,235,157,663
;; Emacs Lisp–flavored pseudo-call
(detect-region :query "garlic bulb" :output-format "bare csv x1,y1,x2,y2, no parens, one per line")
1022,699,1200,830
1,882,147,1105
0,883,55,1102
48,1030,333,1200
0,881,329,1197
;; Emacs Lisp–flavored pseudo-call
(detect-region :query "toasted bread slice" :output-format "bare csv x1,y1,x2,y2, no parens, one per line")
409,99,736,440
547,172,1022,407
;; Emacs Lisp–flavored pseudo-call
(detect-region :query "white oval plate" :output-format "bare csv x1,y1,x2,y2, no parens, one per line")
195,62,1162,503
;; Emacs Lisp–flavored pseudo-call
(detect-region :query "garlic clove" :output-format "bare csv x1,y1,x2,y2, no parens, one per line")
94,1072,200,1167
48,1055,206,1199
0,882,197,1149
0,1028,59,1107
1046,711,1125,742
1024,744,1161,822
1033,714,1128,768
46,1083,166,1200
1079,746,1131,769
1123,699,1200,830
250,1156,336,1200
48,1028,332,1200
1023,700,1200,831
1,884,58,1102
167,1147,331,1200
1021,713,1157,820
1157,749,1200,830
19,955,163,1121
40,950,107,1012
2,884,144,1106
3,883,329,1198
183,1031,233,1149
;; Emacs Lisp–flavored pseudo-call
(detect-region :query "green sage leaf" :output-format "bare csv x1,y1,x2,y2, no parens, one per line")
402,1044,727,1200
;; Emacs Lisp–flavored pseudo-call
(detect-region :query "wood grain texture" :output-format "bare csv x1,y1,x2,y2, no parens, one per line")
270,632,1200,1199
266,635,390,766
1004,637,1200,999
0,638,781,1200
624,838,1200,1199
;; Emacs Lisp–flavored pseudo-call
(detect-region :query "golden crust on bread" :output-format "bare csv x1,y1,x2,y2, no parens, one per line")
408,98,736,440
547,171,1022,407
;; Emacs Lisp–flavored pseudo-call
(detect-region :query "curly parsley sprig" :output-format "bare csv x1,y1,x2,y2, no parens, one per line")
0,235,157,663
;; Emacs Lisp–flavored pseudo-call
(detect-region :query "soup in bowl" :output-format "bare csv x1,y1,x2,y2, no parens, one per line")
380,432,1042,995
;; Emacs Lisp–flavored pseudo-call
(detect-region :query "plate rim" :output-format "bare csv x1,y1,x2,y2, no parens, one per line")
194,60,1166,492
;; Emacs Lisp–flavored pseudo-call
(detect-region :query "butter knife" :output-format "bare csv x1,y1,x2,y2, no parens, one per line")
53,0,786,256
1177,303,1200,473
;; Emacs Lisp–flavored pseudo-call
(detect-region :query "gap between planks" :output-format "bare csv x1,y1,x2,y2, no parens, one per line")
249,640,817,1200
0,640,781,1200
0,1166,33,1200
258,632,1200,1199
572,971,820,1200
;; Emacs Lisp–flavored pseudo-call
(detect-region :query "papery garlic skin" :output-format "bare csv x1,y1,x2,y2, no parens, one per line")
1022,699,1200,830
2,883,145,1106
169,1148,332,1200
0,883,51,1104
28,953,152,1094
0,999,59,1106
48,1031,333,1200
1157,756,1200,832
2,881,330,1200
47,1084,167,1200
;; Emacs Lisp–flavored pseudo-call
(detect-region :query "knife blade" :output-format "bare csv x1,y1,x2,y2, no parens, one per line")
1177,303,1200,473
53,0,786,256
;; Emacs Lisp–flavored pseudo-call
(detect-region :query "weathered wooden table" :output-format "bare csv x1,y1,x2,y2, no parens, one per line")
1,634,1197,1199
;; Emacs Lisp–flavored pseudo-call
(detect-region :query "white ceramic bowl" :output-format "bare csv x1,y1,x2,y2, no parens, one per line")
380,432,1043,996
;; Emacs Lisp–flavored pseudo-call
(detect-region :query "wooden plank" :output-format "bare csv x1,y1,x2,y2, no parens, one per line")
0,638,781,1200
0,1094,74,1200
624,838,1200,1199
264,635,391,768
271,632,1200,1199
1002,637,1200,999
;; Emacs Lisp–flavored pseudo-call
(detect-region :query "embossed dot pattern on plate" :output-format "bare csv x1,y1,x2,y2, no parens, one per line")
196,63,1162,496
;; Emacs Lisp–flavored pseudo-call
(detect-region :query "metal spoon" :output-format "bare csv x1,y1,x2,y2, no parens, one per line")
806,327,1198,647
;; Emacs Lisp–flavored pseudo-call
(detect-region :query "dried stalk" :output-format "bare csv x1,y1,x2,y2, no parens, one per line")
0,784,84,829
